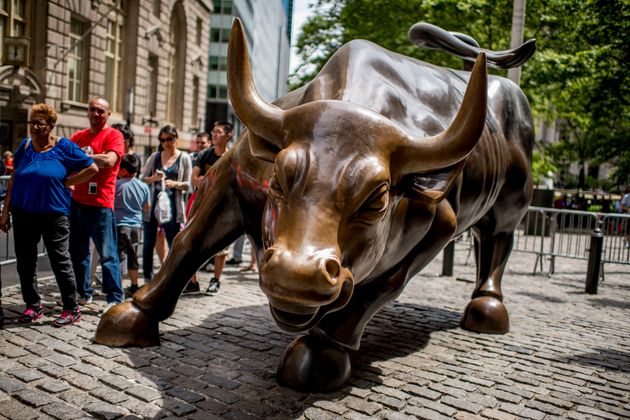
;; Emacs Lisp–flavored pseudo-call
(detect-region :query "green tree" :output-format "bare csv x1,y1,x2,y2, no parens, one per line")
289,1,344,89
291,0,630,189
524,0,629,189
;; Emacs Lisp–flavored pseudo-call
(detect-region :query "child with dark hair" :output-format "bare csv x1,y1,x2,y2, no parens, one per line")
111,123,142,177
115,154,150,296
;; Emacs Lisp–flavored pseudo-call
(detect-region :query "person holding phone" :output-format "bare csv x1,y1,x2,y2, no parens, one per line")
141,125,192,282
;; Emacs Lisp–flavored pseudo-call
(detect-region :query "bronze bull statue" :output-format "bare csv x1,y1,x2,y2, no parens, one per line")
96,19,535,392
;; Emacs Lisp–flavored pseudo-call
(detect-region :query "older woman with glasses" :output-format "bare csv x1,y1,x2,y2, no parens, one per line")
141,125,192,282
0,103,98,327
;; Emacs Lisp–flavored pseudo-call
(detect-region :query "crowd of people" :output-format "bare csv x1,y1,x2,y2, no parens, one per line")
0,98,247,328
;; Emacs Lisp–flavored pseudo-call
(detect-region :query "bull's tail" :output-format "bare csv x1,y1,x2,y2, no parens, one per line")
408,22,535,70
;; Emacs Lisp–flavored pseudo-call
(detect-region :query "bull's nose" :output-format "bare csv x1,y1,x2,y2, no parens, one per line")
322,257,340,284
260,247,347,305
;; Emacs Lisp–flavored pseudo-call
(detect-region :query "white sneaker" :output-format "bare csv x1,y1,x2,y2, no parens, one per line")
102,302,118,314
78,295,93,305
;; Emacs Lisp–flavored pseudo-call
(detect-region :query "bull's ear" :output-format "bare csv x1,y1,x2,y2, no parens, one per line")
403,160,466,204
248,131,281,162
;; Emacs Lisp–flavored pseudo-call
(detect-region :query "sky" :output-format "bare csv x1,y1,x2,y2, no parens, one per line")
289,0,314,74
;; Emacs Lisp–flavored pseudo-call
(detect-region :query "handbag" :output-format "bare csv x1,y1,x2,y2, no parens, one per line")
154,182,172,225
153,156,172,225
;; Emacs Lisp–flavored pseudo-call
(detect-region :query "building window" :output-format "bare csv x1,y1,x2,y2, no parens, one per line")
1,0,29,61
195,17,202,46
152,0,160,17
10,0,26,35
209,55,227,71
219,86,227,99
67,17,88,102
213,0,232,15
207,84,227,99
147,54,158,117
192,76,199,126
210,27,230,43
104,14,124,112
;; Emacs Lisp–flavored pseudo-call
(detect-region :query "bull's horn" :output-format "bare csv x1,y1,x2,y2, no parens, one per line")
392,52,487,177
228,18,285,149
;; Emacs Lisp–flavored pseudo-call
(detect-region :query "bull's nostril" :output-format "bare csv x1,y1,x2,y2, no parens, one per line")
324,258,340,281
263,248,275,265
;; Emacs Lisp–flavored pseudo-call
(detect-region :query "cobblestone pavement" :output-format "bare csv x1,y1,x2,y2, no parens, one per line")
0,243,629,419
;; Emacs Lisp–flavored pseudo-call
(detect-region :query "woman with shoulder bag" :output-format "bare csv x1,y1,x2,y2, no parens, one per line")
141,125,192,281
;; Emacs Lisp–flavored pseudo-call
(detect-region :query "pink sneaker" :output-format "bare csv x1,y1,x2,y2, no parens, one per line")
52,308,81,327
18,305,43,324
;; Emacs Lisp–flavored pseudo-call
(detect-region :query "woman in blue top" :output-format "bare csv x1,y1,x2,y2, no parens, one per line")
0,103,97,327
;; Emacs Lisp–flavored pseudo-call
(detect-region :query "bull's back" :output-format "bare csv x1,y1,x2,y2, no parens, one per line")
278,40,467,137
276,40,534,232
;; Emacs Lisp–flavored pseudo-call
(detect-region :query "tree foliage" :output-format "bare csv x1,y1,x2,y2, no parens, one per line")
291,0,630,190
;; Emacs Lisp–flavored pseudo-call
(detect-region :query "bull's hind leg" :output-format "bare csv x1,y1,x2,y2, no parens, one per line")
461,225,513,334
95,168,244,347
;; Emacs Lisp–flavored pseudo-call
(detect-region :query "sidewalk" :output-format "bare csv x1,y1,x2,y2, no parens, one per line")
0,244,629,419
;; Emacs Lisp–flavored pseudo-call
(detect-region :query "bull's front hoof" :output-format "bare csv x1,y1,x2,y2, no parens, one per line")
461,296,509,334
277,334,351,392
94,301,160,347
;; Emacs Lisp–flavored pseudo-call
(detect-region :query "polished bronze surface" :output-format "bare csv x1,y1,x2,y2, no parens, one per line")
95,19,534,392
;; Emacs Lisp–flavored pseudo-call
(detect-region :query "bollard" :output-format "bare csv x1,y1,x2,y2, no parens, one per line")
585,221,604,294
442,240,455,277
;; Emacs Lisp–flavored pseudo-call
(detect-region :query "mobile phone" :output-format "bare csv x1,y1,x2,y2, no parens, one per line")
88,182,97,194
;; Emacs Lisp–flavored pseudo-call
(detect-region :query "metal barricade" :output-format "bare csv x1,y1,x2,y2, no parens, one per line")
599,213,630,266
513,206,629,278
513,206,553,274
547,208,598,274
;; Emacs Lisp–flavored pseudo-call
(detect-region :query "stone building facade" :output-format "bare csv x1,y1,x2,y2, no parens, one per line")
1,0,211,159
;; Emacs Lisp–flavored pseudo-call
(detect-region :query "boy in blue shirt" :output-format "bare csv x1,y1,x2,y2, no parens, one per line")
114,154,150,296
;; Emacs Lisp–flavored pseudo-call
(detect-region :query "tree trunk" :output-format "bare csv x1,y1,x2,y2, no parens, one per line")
508,0,526,85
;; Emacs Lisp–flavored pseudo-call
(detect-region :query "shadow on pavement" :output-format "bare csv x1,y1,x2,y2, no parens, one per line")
586,297,630,310
514,291,567,304
113,301,461,418
551,348,630,374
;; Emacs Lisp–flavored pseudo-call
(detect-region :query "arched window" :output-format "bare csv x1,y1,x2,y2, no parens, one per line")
104,7,125,112
166,1,186,127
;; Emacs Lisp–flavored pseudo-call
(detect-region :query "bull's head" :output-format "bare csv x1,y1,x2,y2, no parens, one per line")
228,19,487,332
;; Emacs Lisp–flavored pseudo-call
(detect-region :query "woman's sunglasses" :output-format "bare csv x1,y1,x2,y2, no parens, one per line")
159,136,176,143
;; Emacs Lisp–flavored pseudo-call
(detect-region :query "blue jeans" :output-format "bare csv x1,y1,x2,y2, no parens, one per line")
142,215,181,281
70,201,123,303
231,235,245,261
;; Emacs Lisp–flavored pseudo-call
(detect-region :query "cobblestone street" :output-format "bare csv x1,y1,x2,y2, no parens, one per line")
1,243,629,419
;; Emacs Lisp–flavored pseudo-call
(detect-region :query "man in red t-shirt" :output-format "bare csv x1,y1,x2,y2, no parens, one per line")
69,97,125,309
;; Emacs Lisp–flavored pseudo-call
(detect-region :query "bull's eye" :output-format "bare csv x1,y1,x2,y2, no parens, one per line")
365,190,388,212
357,184,389,217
